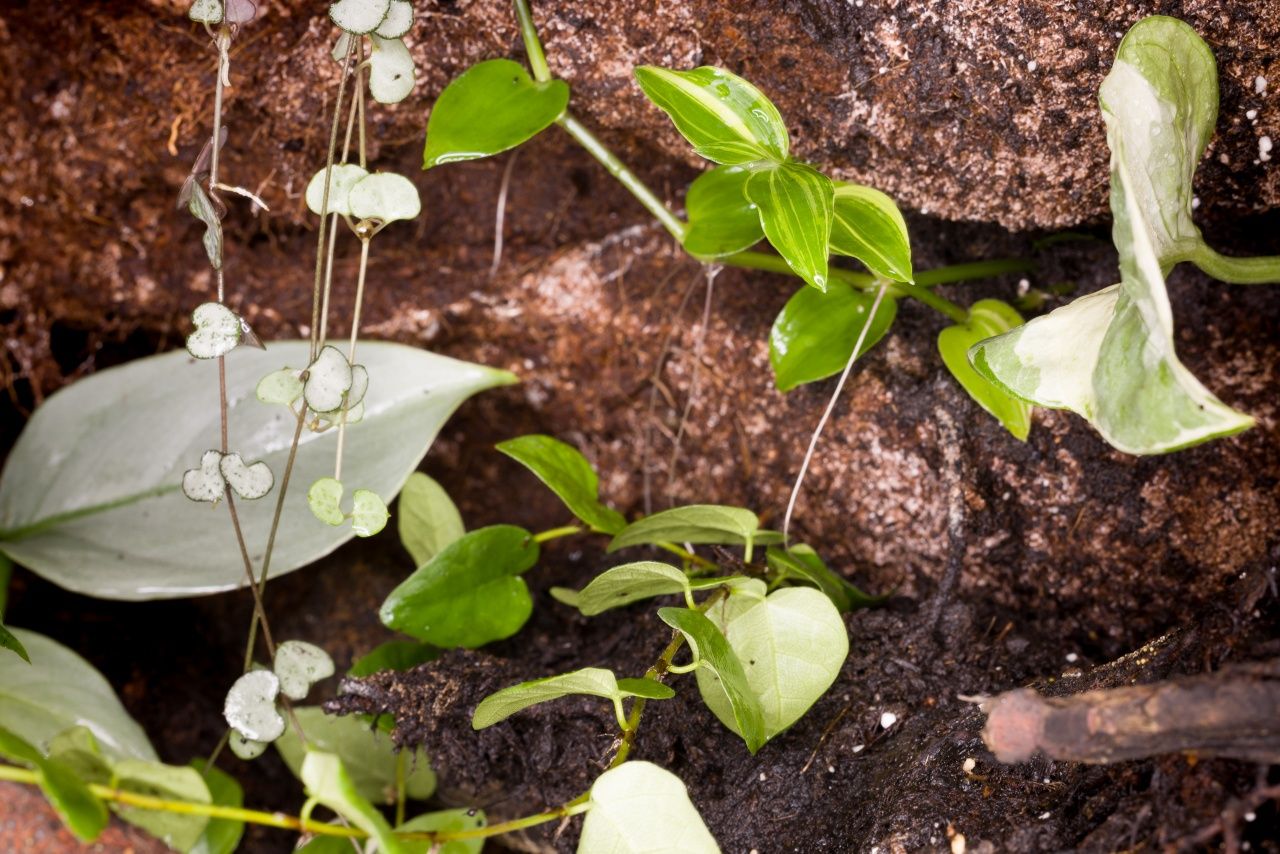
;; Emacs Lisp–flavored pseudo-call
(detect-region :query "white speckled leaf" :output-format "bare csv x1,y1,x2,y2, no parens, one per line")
368,35,416,104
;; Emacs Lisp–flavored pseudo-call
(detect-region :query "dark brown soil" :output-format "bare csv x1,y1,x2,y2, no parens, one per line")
2,1,1280,851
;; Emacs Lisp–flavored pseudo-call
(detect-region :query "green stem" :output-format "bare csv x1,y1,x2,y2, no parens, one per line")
912,258,1034,287
1182,245,1280,285
557,112,688,242
512,0,552,83
532,525,583,544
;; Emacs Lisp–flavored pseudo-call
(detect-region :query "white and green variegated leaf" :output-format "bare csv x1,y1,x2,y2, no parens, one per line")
829,183,912,283
970,16,1258,455
634,66,788,165
577,762,720,854
744,162,834,292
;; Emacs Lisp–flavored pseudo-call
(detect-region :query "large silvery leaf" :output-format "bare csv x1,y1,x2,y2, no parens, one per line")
744,162,834,292
694,587,847,743
577,761,720,854
0,628,156,762
0,342,514,598
634,66,788,165
423,59,569,168
970,17,1254,454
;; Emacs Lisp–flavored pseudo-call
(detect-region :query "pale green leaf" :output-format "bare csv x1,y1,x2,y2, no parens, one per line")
48,727,112,785
349,172,421,223
938,299,1031,440
307,477,345,526
577,761,720,854
830,182,912,283
423,59,569,168
302,751,407,854
634,65,788,164
368,36,416,105
0,342,515,599
658,607,765,753
380,525,538,648
496,434,625,534
398,808,486,854
275,707,435,805
0,628,156,762
351,489,389,537
682,165,763,258
113,759,212,852
329,0,391,34
305,164,369,217
473,667,673,729
765,545,885,611
695,587,847,743
559,561,692,616
608,505,760,554
744,162,834,291
255,368,303,406
769,281,898,391
397,473,464,566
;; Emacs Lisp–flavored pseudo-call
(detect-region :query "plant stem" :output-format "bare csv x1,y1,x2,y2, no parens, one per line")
912,258,1034,287
532,525,582,544
1181,245,1280,285
333,237,371,482
512,0,551,83
311,36,357,363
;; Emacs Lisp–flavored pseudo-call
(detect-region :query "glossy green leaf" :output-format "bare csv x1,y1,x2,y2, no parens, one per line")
368,35,416,105
275,707,435,805
423,59,569,168
496,434,625,534
765,545,885,611
189,760,244,854
0,342,514,599
398,808,487,854
113,759,212,852
305,164,369,217
307,477,346,526
938,299,1031,440
0,628,156,761
349,640,439,678
300,750,406,854
0,622,27,662
473,667,673,730
46,727,112,786
657,607,765,753
329,0,391,34
380,525,538,648
397,473,464,567
971,17,1265,454
682,165,763,258
830,182,913,283
555,561,692,616
577,761,720,854
608,505,760,555
769,280,898,392
0,727,108,843
744,162,834,291
634,65,787,164
696,587,847,742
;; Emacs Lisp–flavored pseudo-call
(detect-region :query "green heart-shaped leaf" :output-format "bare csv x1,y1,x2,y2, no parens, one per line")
658,606,766,753
368,36,416,104
769,280,898,391
329,0,391,34
423,59,569,168
830,182,913,283
186,302,241,360
273,640,335,701
308,477,345,526
219,453,273,500
304,346,353,413
223,669,285,742
744,162,834,291
578,762,719,854
350,489,389,537
348,173,421,223
396,473,464,566
373,0,412,37
305,164,369,217
634,65,788,165
181,450,226,504
380,525,538,648
938,299,1031,440
256,368,303,406
682,165,764,258
495,434,625,534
